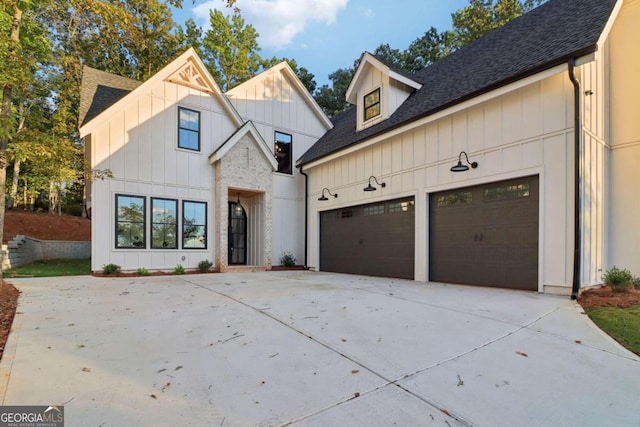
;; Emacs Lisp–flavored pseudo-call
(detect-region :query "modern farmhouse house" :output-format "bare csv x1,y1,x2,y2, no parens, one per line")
80,0,638,297
298,0,639,296
79,49,331,273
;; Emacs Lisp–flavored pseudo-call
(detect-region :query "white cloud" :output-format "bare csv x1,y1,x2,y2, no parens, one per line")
362,7,374,18
192,0,349,50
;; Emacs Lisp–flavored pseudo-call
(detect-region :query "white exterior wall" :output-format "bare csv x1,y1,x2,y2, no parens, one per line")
306,70,580,294
356,66,387,131
607,0,640,276
580,57,607,287
226,68,329,266
90,79,237,271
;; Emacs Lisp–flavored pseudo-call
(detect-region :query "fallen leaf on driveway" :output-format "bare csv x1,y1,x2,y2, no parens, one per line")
575,340,582,344
150,394,157,399
516,351,528,357
351,370,359,374
341,338,347,342
81,367,91,373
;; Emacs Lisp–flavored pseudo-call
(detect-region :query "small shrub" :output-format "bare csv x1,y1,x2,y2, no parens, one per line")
102,263,121,275
633,275,640,290
137,267,150,276
198,259,213,272
279,251,297,267
174,264,185,275
602,266,633,292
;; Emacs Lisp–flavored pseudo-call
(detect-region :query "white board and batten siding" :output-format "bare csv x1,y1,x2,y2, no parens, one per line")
90,79,237,271
307,70,601,294
226,66,330,266
607,0,640,277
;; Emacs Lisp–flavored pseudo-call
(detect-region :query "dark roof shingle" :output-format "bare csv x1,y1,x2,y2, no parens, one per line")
299,0,618,165
79,66,142,127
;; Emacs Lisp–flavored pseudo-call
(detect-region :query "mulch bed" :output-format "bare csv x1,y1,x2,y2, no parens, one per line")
578,286,640,309
0,281,19,360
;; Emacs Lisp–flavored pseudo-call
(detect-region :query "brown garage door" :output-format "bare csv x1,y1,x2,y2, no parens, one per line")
429,176,538,290
320,197,415,279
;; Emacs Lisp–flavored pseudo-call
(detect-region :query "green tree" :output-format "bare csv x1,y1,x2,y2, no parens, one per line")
202,9,261,91
314,67,355,117
0,0,50,277
176,18,204,57
451,0,545,47
404,27,455,71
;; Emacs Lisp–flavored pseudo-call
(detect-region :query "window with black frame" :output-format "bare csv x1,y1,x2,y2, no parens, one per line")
183,201,207,249
274,131,292,174
116,194,146,248
364,88,381,121
151,198,178,249
178,107,200,151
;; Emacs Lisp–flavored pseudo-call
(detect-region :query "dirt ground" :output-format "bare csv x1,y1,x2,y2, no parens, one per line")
3,209,91,243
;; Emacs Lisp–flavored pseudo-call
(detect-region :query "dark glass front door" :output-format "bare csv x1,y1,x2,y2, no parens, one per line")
228,202,247,265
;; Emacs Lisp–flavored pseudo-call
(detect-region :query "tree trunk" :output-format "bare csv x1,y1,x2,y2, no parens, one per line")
8,159,20,209
0,4,23,278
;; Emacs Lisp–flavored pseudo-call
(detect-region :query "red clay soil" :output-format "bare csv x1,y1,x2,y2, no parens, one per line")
3,209,91,243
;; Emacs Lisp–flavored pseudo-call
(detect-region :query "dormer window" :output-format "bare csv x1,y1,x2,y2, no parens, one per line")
364,88,381,121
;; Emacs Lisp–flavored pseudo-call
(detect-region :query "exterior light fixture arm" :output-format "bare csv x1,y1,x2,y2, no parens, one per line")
318,187,338,201
363,175,386,192
450,151,479,172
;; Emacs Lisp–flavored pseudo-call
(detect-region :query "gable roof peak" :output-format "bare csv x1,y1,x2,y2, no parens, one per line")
345,52,422,105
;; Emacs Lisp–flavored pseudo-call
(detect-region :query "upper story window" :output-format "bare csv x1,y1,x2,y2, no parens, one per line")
274,131,292,174
178,107,200,151
116,194,146,249
364,88,381,121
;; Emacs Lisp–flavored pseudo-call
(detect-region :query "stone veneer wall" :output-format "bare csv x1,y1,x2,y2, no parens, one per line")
1,235,91,270
214,134,274,272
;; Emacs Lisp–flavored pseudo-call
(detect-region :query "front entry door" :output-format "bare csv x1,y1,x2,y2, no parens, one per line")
228,202,247,265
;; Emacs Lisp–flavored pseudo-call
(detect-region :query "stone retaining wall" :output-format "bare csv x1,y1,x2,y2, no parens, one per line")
1,235,90,271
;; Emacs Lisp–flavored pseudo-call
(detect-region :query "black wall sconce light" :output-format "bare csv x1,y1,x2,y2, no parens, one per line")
318,188,338,201
363,175,386,192
450,151,478,172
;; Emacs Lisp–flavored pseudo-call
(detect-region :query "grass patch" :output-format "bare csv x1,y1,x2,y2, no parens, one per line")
5,259,91,278
586,305,640,356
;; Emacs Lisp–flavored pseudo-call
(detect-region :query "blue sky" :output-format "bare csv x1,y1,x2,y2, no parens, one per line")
174,0,470,88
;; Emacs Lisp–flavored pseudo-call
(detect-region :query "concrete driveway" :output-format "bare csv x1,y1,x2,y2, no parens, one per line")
0,271,638,426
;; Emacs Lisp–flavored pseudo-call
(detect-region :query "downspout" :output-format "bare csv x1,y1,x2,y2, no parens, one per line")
298,164,309,269
568,58,582,300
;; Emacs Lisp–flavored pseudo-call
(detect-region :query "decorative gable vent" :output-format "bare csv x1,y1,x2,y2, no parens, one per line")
167,58,212,94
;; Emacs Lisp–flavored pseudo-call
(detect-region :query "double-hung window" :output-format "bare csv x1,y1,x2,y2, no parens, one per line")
183,201,207,249
178,107,200,151
151,198,178,249
116,194,146,248
364,88,381,121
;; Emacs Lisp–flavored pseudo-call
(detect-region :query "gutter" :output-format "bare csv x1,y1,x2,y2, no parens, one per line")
297,165,309,269
568,58,582,300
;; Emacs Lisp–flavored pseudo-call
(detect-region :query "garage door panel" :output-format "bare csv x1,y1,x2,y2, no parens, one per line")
430,176,539,290
320,197,415,279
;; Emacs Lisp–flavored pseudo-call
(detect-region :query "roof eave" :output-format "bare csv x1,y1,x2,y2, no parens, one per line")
299,49,598,167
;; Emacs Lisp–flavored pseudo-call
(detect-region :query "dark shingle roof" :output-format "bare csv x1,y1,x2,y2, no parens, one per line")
79,66,142,127
299,0,618,166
